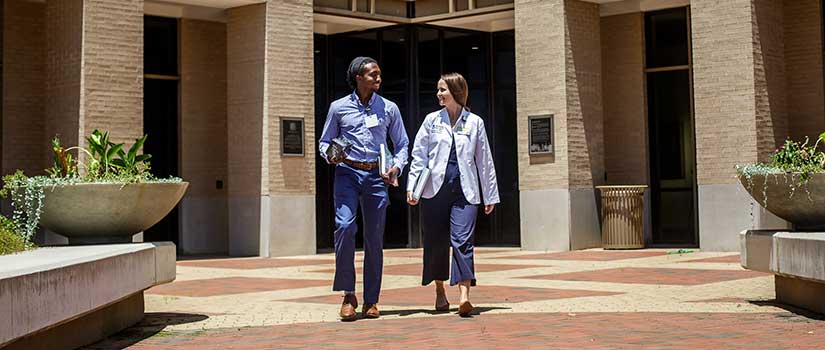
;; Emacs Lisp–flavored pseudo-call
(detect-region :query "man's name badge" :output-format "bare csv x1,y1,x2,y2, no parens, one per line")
364,114,379,128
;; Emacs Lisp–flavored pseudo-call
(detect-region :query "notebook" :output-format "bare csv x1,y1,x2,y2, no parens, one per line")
412,168,430,201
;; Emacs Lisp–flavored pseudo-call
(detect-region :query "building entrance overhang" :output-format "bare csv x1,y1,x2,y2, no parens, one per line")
144,0,265,22
314,3,514,34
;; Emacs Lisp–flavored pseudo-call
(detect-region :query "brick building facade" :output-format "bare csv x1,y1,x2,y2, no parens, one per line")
1,0,821,255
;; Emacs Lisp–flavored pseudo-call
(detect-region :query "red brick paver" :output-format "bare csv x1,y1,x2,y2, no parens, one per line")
84,312,825,350
505,250,666,261
285,285,621,306
311,263,544,276
524,267,768,285
177,258,331,270
85,248,813,349
147,277,330,297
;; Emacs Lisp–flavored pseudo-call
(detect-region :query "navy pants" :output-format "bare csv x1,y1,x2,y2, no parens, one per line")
421,182,478,287
332,163,388,304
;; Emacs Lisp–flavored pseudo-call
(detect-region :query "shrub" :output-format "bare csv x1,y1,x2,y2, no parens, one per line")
0,215,32,256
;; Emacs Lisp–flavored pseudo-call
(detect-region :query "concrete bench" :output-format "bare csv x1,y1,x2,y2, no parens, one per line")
0,243,176,349
740,230,825,314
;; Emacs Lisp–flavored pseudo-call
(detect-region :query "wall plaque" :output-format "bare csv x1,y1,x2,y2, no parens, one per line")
528,114,554,155
281,117,304,156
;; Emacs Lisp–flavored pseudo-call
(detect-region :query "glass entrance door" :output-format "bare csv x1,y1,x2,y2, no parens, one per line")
645,8,698,247
314,25,520,250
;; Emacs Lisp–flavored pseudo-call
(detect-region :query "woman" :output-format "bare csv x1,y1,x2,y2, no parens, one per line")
406,73,500,317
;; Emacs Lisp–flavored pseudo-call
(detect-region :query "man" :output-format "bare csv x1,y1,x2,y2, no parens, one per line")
318,57,409,321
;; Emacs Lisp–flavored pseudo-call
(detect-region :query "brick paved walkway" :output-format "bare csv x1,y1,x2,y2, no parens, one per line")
83,248,825,349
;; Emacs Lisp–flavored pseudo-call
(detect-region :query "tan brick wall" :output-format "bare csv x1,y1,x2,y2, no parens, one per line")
692,0,760,185
601,13,647,185
266,0,315,195
180,18,228,254
753,0,787,162
80,0,144,147
515,0,569,190
181,19,228,198
45,0,142,164
45,0,82,152
227,4,265,198
784,0,825,142
565,0,602,189
3,0,46,175
694,0,789,185
515,0,602,190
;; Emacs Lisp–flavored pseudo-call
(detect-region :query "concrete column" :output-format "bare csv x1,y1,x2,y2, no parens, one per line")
227,0,315,257
692,0,789,251
45,0,144,155
515,0,603,251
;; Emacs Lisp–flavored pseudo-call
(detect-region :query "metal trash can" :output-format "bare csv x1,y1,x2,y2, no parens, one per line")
595,185,647,249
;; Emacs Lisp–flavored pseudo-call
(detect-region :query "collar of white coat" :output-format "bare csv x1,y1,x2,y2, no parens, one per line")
437,107,470,125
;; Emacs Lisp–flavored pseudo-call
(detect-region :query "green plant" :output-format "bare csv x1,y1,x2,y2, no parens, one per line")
0,130,181,243
768,133,825,182
736,132,825,206
0,171,43,242
85,129,124,177
111,134,152,177
0,215,32,255
46,136,78,178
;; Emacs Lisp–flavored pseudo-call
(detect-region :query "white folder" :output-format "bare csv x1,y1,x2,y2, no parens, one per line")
412,168,430,201
379,144,389,174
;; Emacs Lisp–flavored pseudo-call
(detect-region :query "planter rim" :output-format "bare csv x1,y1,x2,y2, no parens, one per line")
28,181,188,187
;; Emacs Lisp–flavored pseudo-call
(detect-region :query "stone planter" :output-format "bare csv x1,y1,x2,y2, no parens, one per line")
38,182,188,244
738,173,825,229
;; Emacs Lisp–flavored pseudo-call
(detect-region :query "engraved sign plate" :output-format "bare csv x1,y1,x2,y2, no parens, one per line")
281,118,304,156
528,114,554,155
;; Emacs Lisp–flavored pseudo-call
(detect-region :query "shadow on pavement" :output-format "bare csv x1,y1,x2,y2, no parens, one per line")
80,312,209,350
379,306,510,317
749,300,825,320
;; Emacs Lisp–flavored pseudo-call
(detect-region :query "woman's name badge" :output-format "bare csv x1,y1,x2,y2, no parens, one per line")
364,114,380,128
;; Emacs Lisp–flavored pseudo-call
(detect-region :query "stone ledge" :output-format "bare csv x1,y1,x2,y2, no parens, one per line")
740,230,825,314
0,243,176,349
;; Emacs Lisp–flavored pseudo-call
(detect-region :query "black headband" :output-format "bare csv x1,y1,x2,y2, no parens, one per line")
346,56,377,90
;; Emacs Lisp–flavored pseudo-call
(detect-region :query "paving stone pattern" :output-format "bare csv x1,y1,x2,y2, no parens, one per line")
83,248,825,349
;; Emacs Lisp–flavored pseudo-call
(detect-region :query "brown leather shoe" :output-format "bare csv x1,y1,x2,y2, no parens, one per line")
458,301,473,317
363,304,380,318
340,295,358,322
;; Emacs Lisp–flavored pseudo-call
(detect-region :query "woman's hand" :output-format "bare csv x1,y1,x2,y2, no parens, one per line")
484,204,495,215
407,191,419,206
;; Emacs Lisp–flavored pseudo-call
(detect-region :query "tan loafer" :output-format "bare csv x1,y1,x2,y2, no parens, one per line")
458,301,473,317
363,304,380,318
340,295,358,322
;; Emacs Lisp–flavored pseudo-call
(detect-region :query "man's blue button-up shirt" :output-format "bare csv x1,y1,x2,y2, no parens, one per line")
319,91,409,173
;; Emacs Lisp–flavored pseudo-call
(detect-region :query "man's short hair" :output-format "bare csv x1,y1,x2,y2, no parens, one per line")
347,56,378,90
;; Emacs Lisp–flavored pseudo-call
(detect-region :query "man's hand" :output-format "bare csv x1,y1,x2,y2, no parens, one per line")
484,204,495,215
381,166,400,187
407,191,418,206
